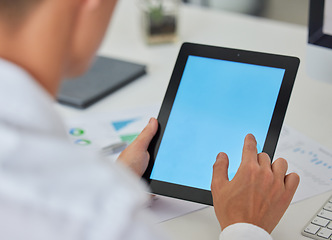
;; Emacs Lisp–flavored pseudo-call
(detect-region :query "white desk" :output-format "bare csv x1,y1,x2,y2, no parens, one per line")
56,0,332,239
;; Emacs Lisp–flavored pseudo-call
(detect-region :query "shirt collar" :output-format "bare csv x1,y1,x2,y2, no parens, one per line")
0,58,67,139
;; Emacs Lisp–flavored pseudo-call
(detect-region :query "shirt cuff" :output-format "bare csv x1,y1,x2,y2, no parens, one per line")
219,223,273,240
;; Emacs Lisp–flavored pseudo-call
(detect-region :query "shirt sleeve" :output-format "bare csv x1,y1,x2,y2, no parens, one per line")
0,134,168,240
219,223,273,240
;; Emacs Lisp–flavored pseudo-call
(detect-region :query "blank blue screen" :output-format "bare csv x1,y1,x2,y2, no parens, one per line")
151,56,285,190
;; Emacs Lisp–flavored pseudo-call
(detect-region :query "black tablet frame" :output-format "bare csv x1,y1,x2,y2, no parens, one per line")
143,42,300,206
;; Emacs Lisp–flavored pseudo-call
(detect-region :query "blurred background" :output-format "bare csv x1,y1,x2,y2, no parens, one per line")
183,0,309,26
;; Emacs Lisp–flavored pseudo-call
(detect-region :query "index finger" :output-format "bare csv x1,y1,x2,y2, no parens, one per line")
241,134,258,165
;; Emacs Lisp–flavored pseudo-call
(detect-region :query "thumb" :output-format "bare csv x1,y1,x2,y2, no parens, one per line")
211,152,229,191
284,172,300,198
133,118,158,149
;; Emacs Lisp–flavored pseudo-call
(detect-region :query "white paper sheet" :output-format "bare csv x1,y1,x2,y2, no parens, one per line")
274,125,332,203
65,104,161,161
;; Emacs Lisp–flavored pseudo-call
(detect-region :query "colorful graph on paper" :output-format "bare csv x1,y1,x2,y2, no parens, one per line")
64,105,160,159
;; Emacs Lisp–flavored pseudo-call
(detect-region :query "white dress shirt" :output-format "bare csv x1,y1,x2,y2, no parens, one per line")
0,58,272,240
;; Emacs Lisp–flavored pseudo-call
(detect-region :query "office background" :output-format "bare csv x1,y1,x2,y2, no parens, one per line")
184,0,309,26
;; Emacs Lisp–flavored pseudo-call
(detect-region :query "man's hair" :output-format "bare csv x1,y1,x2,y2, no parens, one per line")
0,0,43,23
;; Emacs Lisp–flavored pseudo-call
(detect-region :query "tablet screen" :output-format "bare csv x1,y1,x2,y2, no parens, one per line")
150,55,285,191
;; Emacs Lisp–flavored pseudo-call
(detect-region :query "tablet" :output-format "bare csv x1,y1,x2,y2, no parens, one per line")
143,43,300,205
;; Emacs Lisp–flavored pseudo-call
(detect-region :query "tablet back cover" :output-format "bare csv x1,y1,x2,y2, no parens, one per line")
57,56,146,109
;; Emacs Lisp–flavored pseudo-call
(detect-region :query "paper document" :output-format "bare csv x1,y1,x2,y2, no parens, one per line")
65,104,160,161
274,125,332,203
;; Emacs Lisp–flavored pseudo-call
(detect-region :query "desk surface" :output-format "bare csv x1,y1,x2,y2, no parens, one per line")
56,0,332,239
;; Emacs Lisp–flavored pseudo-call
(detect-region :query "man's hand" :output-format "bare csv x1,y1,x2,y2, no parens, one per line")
211,134,300,234
117,118,158,177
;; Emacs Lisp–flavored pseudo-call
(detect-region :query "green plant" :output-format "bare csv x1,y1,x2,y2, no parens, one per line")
147,0,164,24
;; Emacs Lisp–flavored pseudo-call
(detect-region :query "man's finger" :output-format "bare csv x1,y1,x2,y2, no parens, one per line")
134,118,158,149
241,134,258,165
258,152,272,168
284,172,300,197
211,152,230,190
271,158,288,179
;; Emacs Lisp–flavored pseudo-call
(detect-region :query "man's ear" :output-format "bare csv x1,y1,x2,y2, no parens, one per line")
66,0,117,77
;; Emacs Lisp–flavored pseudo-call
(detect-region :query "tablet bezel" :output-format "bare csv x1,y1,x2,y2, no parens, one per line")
143,42,300,205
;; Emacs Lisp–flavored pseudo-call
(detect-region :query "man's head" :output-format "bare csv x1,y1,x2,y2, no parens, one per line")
0,0,118,95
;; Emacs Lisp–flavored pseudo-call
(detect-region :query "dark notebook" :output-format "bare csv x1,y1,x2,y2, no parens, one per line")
57,56,146,109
